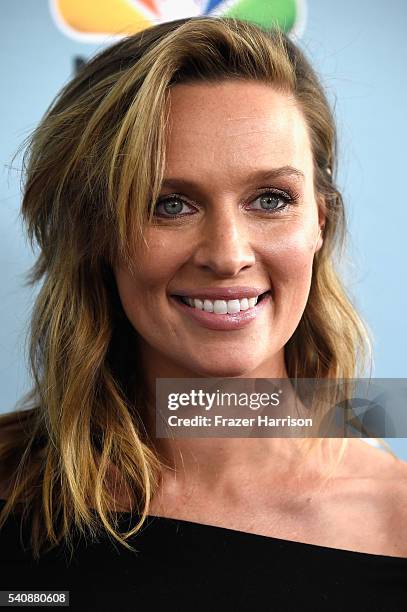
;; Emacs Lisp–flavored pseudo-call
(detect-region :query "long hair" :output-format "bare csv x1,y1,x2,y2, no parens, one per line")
0,16,395,560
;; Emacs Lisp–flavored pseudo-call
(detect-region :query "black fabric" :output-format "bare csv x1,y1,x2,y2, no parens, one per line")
0,499,406,611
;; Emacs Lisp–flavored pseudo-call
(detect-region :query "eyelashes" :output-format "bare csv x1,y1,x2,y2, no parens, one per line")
152,188,300,220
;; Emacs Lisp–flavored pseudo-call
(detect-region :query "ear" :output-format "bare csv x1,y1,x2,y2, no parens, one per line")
314,205,326,254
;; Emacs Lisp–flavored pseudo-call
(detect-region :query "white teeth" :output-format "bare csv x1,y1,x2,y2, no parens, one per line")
203,299,214,312
214,300,228,314
181,294,263,314
227,299,241,314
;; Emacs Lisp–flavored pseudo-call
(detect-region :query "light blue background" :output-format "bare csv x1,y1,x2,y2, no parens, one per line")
1,1,406,459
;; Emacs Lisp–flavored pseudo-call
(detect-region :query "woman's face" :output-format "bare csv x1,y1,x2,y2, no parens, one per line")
113,80,325,379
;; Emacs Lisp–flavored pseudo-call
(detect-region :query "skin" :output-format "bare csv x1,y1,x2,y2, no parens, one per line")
114,78,325,458
112,81,407,555
114,78,326,480
115,80,324,383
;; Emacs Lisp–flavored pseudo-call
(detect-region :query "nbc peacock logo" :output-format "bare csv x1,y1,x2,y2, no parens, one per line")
50,0,307,42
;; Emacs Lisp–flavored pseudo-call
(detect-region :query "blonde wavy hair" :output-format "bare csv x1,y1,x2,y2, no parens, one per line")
0,16,395,560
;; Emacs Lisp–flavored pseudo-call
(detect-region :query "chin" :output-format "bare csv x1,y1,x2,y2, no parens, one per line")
188,359,259,378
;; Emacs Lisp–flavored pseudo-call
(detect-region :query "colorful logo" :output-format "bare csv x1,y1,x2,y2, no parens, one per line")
50,0,307,43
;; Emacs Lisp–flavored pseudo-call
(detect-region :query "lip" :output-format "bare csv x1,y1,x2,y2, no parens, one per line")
171,286,269,300
170,291,272,331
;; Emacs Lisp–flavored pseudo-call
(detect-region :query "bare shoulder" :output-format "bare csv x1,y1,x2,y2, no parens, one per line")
333,439,407,557
342,438,407,480
364,442,407,555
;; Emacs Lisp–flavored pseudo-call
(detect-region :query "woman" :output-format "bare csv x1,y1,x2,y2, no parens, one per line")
0,15,406,610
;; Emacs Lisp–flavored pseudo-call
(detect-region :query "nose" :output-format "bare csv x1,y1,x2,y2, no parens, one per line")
191,204,256,277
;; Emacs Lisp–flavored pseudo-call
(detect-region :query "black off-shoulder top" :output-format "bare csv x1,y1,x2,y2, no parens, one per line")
0,499,406,611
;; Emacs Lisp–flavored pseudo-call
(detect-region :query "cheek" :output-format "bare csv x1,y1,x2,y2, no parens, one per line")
128,234,187,292
260,225,317,326
114,236,186,322
261,225,317,282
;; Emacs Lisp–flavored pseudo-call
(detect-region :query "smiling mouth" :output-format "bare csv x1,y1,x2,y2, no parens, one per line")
171,290,271,313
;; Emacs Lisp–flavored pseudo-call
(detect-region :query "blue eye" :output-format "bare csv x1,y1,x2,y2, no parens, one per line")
154,196,194,218
251,191,291,212
153,188,296,219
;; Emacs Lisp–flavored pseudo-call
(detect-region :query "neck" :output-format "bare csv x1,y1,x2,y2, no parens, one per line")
135,342,333,501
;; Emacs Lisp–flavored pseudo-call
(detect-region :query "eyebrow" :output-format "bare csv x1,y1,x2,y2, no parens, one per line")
161,166,305,190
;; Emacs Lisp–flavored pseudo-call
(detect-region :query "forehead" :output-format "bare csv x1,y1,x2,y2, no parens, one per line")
165,80,312,180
